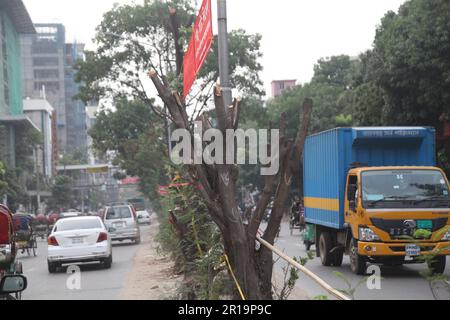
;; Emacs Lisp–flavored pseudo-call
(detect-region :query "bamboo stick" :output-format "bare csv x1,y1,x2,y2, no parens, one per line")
256,235,351,300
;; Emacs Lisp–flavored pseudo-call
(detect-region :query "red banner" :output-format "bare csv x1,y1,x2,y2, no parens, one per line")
183,0,213,97
183,34,197,98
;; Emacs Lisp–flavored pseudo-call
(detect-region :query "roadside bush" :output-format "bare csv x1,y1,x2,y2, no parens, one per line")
156,167,233,299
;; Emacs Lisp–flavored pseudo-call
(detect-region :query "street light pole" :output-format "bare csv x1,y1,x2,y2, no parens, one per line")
34,145,41,214
217,0,232,110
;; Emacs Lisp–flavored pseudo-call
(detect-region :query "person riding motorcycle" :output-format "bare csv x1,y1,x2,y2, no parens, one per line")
290,198,301,226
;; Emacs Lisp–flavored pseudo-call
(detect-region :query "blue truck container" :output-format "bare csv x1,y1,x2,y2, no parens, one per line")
303,127,436,230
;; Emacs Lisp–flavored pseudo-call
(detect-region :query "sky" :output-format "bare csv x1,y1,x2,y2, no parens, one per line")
22,0,406,97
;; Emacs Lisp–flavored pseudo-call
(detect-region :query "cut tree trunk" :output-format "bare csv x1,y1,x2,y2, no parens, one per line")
149,48,312,300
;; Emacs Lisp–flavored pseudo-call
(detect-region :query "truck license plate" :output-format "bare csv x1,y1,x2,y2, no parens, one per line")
406,244,420,256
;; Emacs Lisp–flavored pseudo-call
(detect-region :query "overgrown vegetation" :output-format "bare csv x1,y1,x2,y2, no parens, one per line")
156,166,233,299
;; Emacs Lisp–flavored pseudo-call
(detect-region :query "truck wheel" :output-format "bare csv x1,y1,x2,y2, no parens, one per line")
319,232,334,266
333,249,344,267
350,238,367,275
428,256,446,275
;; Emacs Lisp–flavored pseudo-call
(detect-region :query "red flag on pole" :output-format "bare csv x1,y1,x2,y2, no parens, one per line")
183,34,197,98
183,0,213,97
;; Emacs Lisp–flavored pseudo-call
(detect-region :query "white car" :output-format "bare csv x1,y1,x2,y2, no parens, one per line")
137,210,151,225
47,216,112,273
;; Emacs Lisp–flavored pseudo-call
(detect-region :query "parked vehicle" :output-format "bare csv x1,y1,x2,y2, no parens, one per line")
102,205,141,244
47,216,113,273
137,210,151,225
302,127,450,275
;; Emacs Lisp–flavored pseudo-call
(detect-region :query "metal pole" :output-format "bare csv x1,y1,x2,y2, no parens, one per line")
81,189,85,213
35,146,41,214
217,0,233,109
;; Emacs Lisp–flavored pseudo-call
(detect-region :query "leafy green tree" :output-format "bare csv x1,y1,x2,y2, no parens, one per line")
312,55,358,89
354,0,450,127
50,175,73,208
0,162,30,212
0,161,8,197
75,0,264,119
88,98,168,201
59,149,88,166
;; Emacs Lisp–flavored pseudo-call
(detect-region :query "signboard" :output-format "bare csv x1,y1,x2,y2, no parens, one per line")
86,166,108,174
183,0,213,97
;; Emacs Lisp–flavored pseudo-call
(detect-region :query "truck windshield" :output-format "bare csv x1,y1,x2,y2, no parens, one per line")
361,170,450,209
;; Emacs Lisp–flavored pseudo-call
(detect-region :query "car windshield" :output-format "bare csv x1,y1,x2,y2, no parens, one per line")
127,198,145,211
106,206,132,219
361,170,450,209
55,219,103,232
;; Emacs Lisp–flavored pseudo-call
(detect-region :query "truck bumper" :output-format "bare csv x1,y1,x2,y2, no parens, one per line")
358,241,450,256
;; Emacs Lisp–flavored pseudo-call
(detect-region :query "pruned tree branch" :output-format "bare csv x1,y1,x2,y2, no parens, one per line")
168,7,184,76
263,99,313,244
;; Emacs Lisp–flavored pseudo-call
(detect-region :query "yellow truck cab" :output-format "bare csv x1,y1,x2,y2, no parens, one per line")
303,128,450,275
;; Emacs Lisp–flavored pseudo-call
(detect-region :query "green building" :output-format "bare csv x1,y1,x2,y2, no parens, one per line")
0,0,36,167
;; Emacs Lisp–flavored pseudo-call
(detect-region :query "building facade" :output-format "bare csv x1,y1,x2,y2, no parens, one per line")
271,79,297,98
21,23,67,152
21,23,87,155
85,104,98,165
23,98,55,177
0,0,37,169
65,42,87,152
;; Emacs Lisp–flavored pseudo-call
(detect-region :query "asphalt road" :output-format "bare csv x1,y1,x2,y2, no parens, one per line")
273,222,450,300
18,225,151,300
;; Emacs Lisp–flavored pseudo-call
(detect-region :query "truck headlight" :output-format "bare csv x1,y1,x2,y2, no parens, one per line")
359,227,381,242
442,230,450,241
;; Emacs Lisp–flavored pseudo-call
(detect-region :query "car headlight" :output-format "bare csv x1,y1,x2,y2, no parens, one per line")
441,230,450,241
359,227,381,242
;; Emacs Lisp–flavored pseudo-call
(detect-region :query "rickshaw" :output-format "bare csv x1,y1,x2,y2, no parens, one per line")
47,212,60,236
0,205,24,300
33,214,49,240
12,214,37,257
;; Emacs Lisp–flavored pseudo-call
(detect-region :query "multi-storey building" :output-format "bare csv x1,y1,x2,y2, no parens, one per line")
0,0,38,168
271,79,297,98
23,98,55,177
65,42,87,152
85,104,98,165
21,23,87,155
21,23,67,152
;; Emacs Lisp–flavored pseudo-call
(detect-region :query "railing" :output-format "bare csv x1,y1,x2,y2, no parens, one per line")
256,235,351,300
